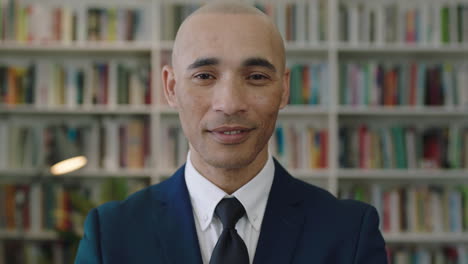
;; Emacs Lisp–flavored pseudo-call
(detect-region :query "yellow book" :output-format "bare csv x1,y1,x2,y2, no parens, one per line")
108,8,117,41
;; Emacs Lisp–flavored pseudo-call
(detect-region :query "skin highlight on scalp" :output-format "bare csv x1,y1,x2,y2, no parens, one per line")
172,1,286,73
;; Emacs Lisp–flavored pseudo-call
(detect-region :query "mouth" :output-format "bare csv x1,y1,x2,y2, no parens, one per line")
208,126,254,144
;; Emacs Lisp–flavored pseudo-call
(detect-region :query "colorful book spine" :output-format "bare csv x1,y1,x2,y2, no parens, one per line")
340,61,468,107
339,124,468,169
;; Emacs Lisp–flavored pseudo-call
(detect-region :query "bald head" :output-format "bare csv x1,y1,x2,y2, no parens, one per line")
171,1,286,72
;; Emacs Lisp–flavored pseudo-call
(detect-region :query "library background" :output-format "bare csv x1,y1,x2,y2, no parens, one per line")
0,0,467,263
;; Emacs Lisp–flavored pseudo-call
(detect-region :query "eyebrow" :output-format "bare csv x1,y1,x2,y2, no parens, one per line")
187,57,220,70
186,56,277,72
242,57,277,72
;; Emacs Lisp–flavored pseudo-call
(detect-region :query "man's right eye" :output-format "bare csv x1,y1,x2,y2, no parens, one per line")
195,73,213,80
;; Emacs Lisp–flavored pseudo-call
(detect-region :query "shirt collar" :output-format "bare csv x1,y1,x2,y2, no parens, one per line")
185,151,275,231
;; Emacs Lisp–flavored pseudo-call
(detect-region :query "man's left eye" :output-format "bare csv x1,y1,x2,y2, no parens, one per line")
249,74,268,80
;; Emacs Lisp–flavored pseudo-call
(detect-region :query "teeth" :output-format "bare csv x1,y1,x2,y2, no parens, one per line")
223,130,241,135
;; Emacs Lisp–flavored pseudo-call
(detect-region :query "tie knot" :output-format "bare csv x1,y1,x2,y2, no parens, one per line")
215,198,245,229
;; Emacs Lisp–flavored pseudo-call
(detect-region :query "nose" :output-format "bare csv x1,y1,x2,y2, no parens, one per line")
211,77,248,115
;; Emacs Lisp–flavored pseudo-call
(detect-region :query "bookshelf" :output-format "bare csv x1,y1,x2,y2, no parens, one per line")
0,0,468,263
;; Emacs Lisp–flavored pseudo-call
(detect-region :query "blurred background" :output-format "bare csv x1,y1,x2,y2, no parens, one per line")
0,0,467,263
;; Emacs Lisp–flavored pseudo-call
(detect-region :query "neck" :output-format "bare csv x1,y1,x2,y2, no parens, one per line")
190,149,269,194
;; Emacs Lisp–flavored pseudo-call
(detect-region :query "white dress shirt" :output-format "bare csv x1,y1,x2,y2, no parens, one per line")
185,151,275,264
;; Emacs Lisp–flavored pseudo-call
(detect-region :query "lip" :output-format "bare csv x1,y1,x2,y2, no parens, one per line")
208,126,254,144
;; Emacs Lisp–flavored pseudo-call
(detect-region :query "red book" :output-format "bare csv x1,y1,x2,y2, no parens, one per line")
319,130,328,168
53,8,62,41
383,191,391,232
358,125,368,169
409,63,417,105
302,65,310,104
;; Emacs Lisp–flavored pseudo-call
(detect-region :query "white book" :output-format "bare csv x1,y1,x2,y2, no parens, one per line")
29,183,42,233
84,61,93,106
108,60,117,107
370,183,382,228
349,4,358,44
295,0,306,44
431,191,443,232
407,188,417,232
62,6,72,44
34,60,50,106
276,2,286,42
361,4,370,43
420,2,429,45
85,120,100,170
0,119,7,169
450,4,458,43
432,2,441,45
308,0,318,43
130,67,144,106
396,2,405,44
103,117,118,170
389,188,400,233
65,63,77,108
375,4,384,45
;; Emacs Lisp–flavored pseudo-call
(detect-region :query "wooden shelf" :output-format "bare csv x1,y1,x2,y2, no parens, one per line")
0,168,152,178
0,41,153,53
0,105,153,115
384,232,468,243
338,106,468,116
338,169,468,180
338,43,468,53
0,230,59,241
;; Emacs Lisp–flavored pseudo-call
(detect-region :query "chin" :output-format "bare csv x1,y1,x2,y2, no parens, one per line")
203,151,257,170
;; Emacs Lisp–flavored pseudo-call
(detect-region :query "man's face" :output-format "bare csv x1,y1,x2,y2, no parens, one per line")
163,13,289,170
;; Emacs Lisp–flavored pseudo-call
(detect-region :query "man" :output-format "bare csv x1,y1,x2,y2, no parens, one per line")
75,2,388,264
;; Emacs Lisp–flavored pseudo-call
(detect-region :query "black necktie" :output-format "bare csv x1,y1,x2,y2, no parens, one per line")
209,197,249,264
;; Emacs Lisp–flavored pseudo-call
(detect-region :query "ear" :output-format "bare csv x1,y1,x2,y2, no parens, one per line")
162,65,178,108
279,69,290,109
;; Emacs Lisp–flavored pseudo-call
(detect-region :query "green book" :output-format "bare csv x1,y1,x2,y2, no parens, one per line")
441,6,450,43
391,126,407,169
290,64,303,104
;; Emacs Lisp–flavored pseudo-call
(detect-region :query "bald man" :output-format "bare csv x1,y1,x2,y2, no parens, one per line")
75,2,387,264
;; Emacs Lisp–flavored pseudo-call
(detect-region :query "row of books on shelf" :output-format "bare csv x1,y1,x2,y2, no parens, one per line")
387,245,466,264
271,123,328,169
0,240,71,264
339,124,468,169
0,179,146,233
340,184,468,234
0,59,152,106
289,62,328,105
339,1,468,45
339,61,468,107
160,0,328,43
0,0,150,43
0,117,150,170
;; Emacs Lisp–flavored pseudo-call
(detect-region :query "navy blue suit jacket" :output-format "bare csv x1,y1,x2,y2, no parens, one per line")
75,160,388,263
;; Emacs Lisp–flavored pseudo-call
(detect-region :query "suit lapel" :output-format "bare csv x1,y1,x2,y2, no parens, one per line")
151,166,203,264
253,160,306,264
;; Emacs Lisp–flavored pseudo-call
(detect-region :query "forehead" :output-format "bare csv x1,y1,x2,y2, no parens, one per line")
175,13,278,68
